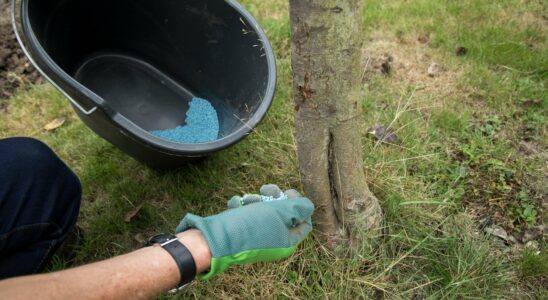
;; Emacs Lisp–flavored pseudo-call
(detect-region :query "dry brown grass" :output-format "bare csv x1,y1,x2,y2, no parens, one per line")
362,31,469,114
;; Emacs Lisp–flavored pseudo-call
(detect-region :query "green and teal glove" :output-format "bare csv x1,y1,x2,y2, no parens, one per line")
176,184,314,279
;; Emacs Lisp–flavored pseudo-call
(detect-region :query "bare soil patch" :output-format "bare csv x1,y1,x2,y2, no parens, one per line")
362,31,465,99
0,0,43,99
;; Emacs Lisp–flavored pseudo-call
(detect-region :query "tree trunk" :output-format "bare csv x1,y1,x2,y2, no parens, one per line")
289,0,383,250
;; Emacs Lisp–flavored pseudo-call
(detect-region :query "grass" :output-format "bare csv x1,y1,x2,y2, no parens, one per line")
1,0,546,298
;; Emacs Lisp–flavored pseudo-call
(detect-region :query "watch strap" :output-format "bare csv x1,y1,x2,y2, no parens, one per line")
161,238,196,288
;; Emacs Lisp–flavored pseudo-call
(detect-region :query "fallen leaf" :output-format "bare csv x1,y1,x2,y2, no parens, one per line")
428,63,440,77
44,116,66,131
484,225,508,240
483,224,517,244
124,204,143,222
367,124,398,144
418,33,430,44
455,46,468,56
380,53,393,75
133,233,146,244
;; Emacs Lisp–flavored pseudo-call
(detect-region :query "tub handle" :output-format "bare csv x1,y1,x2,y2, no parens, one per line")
10,0,98,116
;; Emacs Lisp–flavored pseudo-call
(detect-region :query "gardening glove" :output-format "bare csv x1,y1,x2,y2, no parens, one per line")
176,184,313,279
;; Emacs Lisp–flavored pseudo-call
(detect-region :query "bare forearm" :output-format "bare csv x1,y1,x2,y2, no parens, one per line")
0,229,211,300
0,247,178,299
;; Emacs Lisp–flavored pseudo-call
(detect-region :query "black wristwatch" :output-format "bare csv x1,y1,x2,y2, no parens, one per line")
145,233,196,292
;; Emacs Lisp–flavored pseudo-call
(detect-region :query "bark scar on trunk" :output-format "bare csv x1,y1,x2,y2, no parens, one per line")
327,132,343,225
298,73,314,101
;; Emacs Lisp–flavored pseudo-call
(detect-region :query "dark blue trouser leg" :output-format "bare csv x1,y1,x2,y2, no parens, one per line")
0,137,82,279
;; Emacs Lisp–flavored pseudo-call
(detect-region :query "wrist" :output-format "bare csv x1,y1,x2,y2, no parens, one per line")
176,229,211,275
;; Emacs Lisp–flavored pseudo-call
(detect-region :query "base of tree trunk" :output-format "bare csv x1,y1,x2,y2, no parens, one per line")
296,116,383,251
289,0,383,251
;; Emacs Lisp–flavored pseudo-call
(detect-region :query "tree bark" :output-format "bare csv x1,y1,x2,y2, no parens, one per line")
289,0,383,250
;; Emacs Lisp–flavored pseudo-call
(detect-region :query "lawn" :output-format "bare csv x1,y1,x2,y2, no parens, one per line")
0,0,546,298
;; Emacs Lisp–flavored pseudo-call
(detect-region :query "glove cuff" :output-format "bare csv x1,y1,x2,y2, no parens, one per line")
175,213,223,279
200,246,299,279
175,213,198,233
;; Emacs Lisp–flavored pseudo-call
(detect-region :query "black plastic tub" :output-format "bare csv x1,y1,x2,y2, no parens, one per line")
12,0,276,168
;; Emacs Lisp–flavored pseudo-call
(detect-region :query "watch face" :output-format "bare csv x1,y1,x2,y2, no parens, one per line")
147,233,177,246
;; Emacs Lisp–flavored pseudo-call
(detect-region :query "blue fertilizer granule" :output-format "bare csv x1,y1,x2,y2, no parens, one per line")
259,192,288,202
150,97,219,143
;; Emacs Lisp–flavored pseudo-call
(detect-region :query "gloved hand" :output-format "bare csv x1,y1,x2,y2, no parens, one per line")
176,184,314,279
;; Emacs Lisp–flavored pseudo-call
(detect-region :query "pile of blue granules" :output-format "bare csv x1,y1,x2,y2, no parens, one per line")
150,97,219,143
